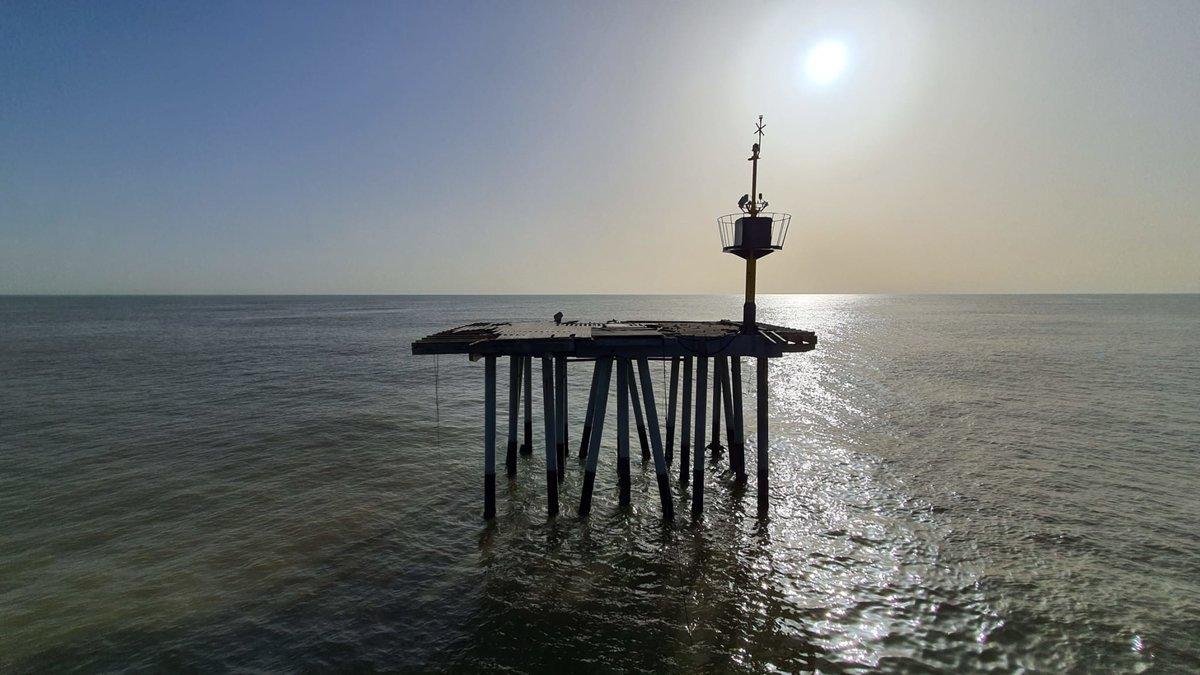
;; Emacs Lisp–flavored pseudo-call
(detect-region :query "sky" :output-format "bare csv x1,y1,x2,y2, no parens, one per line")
2,0,1198,294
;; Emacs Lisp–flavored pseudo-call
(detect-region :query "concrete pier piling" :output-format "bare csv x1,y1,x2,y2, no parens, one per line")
636,358,674,519
626,360,650,462
709,357,724,453
692,356,708,517
484,356,497,520
579,361,600,457
720,356,737,467
616,358,632,507
561,359,569,455
541,355,559,516
680,355,693,484
506,356,520,477
731,357,746,482
554,356,567,482
521,357,533,455
756,357,769,517
665,356,680,465
579,357,614,517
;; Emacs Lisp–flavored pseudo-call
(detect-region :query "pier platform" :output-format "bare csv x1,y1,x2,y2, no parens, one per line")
412,317,817,522
412,319,816,358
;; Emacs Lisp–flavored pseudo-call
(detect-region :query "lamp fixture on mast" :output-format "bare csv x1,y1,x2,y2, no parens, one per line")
717,115,791,332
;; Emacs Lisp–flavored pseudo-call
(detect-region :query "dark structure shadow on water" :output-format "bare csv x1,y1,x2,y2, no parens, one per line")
443,505,830,673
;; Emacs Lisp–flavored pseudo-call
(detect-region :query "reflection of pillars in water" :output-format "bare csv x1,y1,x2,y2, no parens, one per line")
731,356,747,483
505,356,520,477
541,355,559,516
579,361,600,457
680,356,693,484
692,356,708,517
626,360,650,462
709,357,723,452
665,357,679,465
579,357,614,517
483,356,497,520
756,356,769,517
636,357,674,520
520,357,533,455
616,358,632,507
554,356,567,482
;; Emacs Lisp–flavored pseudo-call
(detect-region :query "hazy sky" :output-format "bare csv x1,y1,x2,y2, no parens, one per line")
2,1,1198,294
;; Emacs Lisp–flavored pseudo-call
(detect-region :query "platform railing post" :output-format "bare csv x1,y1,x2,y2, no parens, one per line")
579,360,600,457
731,356,746,482
555,356,567,483
484,356,497,520
506,356,520,477
709,357,723,453
756,357,769,517
616,358,631,507
541,355,559,516
521,357,533,454
665,357,679,465
627,361,650,462
637,357,674,520
680,356,693,484
579,357,614,517
692,356,708,518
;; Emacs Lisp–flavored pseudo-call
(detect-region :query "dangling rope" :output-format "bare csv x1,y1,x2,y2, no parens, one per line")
434,354,441,426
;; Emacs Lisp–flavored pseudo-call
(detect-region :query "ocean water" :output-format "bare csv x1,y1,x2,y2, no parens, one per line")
1,294,1198,672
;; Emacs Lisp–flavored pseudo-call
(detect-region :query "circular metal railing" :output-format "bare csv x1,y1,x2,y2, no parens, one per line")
717,212,791,250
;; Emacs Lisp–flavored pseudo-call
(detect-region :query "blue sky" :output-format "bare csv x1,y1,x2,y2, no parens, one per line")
3,1,1198,293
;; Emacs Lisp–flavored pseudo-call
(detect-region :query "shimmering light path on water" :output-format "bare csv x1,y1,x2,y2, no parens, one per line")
2,295,1197,671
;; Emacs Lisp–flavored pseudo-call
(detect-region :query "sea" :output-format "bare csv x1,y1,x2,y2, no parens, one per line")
1,294,1197,672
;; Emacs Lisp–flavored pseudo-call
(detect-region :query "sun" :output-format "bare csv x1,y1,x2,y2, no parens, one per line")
804,40,848,85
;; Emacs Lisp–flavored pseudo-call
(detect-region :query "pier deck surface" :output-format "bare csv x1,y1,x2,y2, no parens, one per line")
412,319,816,359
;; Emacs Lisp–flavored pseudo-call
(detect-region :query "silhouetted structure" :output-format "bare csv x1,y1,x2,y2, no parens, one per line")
412,117,813,522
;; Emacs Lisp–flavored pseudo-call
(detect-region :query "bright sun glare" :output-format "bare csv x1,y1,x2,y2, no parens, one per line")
804,40,848,85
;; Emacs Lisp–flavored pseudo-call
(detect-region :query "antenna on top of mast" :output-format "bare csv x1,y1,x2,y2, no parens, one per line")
746,115,767,216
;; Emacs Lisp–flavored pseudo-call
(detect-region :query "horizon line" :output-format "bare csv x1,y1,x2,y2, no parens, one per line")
3,291,1199,298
